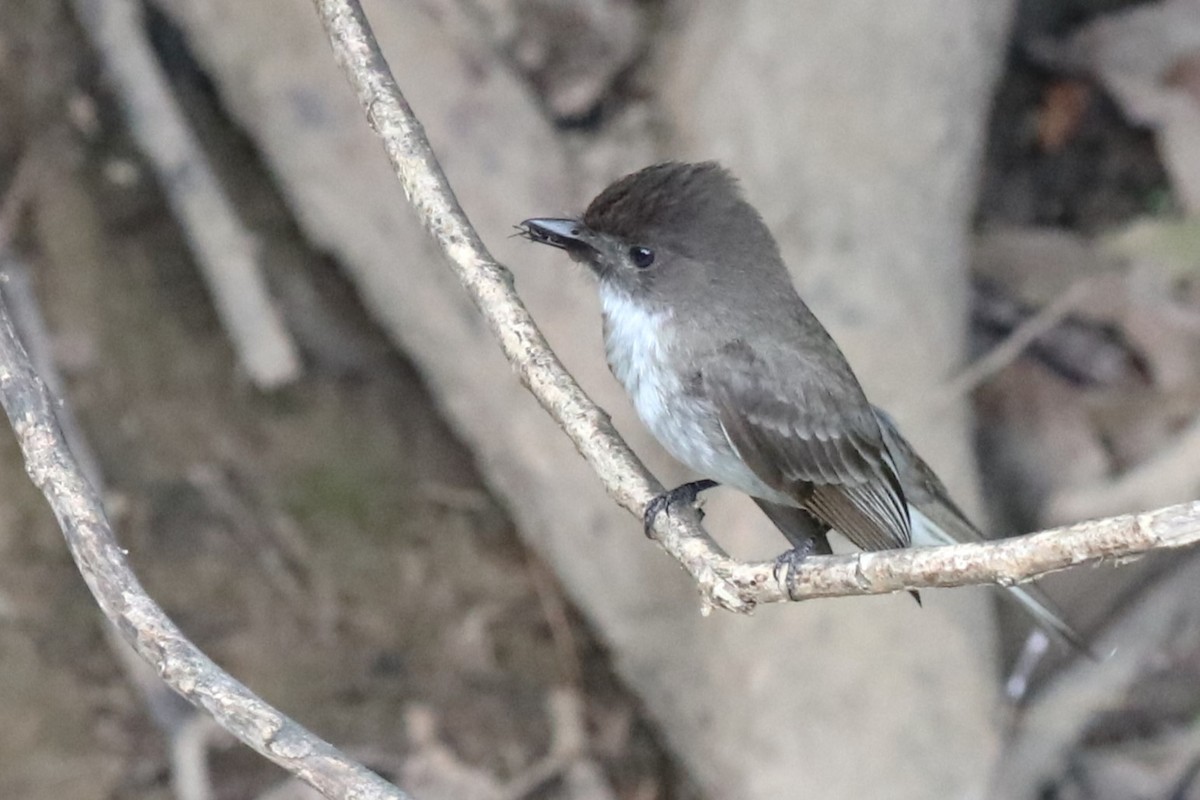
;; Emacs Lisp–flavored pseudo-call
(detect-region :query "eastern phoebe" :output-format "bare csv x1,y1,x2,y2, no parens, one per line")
521,161,1081,648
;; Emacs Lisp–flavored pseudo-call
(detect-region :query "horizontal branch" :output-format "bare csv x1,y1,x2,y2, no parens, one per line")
732,502,1200,601
312,0,1200,613
0,268,409,798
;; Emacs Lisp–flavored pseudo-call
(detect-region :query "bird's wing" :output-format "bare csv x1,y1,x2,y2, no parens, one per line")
703,342,910,552
874,406,980,542
873,407,1090,651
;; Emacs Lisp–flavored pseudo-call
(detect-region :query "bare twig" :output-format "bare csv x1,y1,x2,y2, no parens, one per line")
4,153,220,786
312,0,1200,611
1,258,106,487
943,277,1098,399
498,688,592,800
0,147,40,249
0,289,409,799
740,501,1200,602
187,465,312,612
2,255,222,798
69,0,301,389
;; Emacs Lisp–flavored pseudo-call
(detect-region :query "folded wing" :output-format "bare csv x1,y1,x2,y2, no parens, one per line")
703,342,911,552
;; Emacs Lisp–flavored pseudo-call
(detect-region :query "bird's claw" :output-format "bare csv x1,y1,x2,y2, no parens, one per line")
642,479,719,538
773,539,821,601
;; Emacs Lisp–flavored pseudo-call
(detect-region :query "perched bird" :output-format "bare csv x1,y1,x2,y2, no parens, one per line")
521,161,1082,648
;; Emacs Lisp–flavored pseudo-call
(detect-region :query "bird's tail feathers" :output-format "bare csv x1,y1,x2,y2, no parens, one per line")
1005,583,1095,657
910,506,1093,656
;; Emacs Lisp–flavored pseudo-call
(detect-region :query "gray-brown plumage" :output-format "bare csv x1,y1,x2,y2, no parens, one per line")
521,160,1083,648
874,408,1086,650
573,162,911,555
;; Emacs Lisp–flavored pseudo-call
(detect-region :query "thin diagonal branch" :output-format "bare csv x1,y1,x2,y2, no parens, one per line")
311,0,750,614
0,272,410,799
312,0,1200,612
941,277,1098,400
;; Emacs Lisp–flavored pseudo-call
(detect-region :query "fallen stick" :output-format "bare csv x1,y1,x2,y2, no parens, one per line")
70,0,301,389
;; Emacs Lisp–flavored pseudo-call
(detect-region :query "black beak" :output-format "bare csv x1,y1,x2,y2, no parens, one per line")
518,218,595,252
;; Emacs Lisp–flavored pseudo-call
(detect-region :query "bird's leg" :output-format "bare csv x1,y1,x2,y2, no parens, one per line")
643,479,719,538
773,537,824,601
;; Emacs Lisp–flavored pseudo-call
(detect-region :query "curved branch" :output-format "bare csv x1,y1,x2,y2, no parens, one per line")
311,0,1200,613
0,287,409,799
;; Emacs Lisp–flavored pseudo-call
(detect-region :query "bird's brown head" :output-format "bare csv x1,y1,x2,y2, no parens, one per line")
521,161,787,304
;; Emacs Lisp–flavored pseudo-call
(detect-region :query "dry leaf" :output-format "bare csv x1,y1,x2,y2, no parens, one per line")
1041,0,1200,211
1038,80,1094,153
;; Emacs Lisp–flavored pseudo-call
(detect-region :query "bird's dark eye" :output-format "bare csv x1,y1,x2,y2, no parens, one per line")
629,246,655,269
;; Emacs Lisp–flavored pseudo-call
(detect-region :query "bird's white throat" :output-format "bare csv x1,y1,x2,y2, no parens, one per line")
601,284,702,455
599,284,675,404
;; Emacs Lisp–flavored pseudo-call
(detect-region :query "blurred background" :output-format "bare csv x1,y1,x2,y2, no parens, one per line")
2,0,1200,798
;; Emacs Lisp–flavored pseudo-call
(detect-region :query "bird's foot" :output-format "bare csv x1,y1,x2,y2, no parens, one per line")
773,538,822,601
643,479,719,538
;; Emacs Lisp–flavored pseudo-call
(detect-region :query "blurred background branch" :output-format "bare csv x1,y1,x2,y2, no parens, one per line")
70,0,300,388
